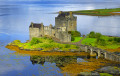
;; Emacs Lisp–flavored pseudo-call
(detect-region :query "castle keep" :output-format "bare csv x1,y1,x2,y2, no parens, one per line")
29,11,77,42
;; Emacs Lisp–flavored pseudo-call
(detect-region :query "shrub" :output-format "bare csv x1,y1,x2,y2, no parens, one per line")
30,37,42,45
71,36,75,41
96,38,106,46
108,38,113,42
87,31,102,38
70,31,81,37
95,33,102,39
12,40,21,44
87,31,96,38
114,37,120,43
69,31,81,41
65,44,70,48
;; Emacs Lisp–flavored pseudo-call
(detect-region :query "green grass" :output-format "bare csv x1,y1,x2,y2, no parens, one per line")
71,8,120,16
81,35,120,49
100,73,113,76
81,38,96,46
9,37,79,51
72,37,83,42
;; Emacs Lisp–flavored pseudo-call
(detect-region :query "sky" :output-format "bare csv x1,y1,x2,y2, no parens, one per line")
1,0,120,4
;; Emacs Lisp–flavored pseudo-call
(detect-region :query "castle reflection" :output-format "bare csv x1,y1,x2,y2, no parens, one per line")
30,55,90,67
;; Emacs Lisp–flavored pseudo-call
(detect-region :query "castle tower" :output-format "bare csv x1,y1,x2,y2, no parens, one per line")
55,11,77,31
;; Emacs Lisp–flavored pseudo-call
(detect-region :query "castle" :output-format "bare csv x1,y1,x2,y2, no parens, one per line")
29,11,77,42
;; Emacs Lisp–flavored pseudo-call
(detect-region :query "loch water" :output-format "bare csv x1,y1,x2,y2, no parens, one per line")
0,0,120,76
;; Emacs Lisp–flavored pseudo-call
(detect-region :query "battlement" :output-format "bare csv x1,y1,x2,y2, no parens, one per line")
29,11,77,42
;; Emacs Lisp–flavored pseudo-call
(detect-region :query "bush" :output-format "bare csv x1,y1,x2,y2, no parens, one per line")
65,44,70,48
69,31,81,41
114,37,120,43
12,40,21,44
87,31,102,38
30,37,42,45
71,36,75,41
108,38,113,42
87,31,95,38
42,44,53,48
71,31,81,37
95,33,102,39
96,38,106,46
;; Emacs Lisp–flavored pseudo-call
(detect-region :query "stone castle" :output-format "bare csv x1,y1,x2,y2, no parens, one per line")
29,11,77,42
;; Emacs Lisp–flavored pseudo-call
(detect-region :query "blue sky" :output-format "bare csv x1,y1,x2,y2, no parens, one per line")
0,0,119,5
1,0,120,3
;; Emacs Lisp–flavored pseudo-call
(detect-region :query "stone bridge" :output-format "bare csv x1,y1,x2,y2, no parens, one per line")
52,37,120,62
80,45,120,62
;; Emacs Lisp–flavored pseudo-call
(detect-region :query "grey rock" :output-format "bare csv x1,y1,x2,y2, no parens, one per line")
54,48,59,51
96,66,120,75
78,72,100,76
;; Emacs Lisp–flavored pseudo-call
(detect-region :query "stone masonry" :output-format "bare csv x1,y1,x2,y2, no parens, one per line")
29,11,77,42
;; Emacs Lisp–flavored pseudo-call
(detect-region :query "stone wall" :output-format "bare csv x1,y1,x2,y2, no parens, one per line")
29,28,40,40
55,13,77,31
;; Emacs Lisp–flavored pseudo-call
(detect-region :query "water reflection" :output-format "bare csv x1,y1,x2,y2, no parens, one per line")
0,0,120,76
30,55,89,68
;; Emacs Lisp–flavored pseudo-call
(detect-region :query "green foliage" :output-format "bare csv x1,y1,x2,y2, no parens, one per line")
30,37,42,45
72,37,83,42
100,73,113,76
96,38,106,46
108,38,114,42
87,31,96,38
69,31,81,41
65,44,70,48
11,37,78,51
41,44,53,48
12,40,21,44
87,31,106,46
114,37,120,43
95,33,102,38
87,31,102,39
71,36,75,41
81,38,96,46
70,31,81,37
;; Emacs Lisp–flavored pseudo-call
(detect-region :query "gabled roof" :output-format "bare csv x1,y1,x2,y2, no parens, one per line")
29,23,42,28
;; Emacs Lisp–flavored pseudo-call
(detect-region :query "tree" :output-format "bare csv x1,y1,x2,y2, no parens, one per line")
88,31,95,38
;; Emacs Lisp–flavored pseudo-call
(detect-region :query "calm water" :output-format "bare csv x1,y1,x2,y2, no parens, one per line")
0,0,120,76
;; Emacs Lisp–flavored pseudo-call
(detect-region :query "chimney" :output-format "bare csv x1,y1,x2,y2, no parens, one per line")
69,11,73,17
49,24,52,28
31,22,33,28
59,11,62,14
41,22,44,27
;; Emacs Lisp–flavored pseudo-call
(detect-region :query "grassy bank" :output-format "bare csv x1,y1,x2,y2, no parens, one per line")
71,8,120,16
72,37,83,42
8,37,79,51
80,31,120,52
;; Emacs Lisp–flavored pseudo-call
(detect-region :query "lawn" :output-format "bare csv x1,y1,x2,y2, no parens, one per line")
72,37,83,42
81,38,96,46
81,35,120,50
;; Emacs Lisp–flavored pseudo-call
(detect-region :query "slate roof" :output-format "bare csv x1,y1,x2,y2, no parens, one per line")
58,12,70,17
29,23,42,28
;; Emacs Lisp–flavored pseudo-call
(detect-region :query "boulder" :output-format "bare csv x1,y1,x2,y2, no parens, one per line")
78,71,100,76
96,66,120,75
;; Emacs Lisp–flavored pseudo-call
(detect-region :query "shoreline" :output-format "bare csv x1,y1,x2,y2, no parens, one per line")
6,45,89,56
62,8,120,16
